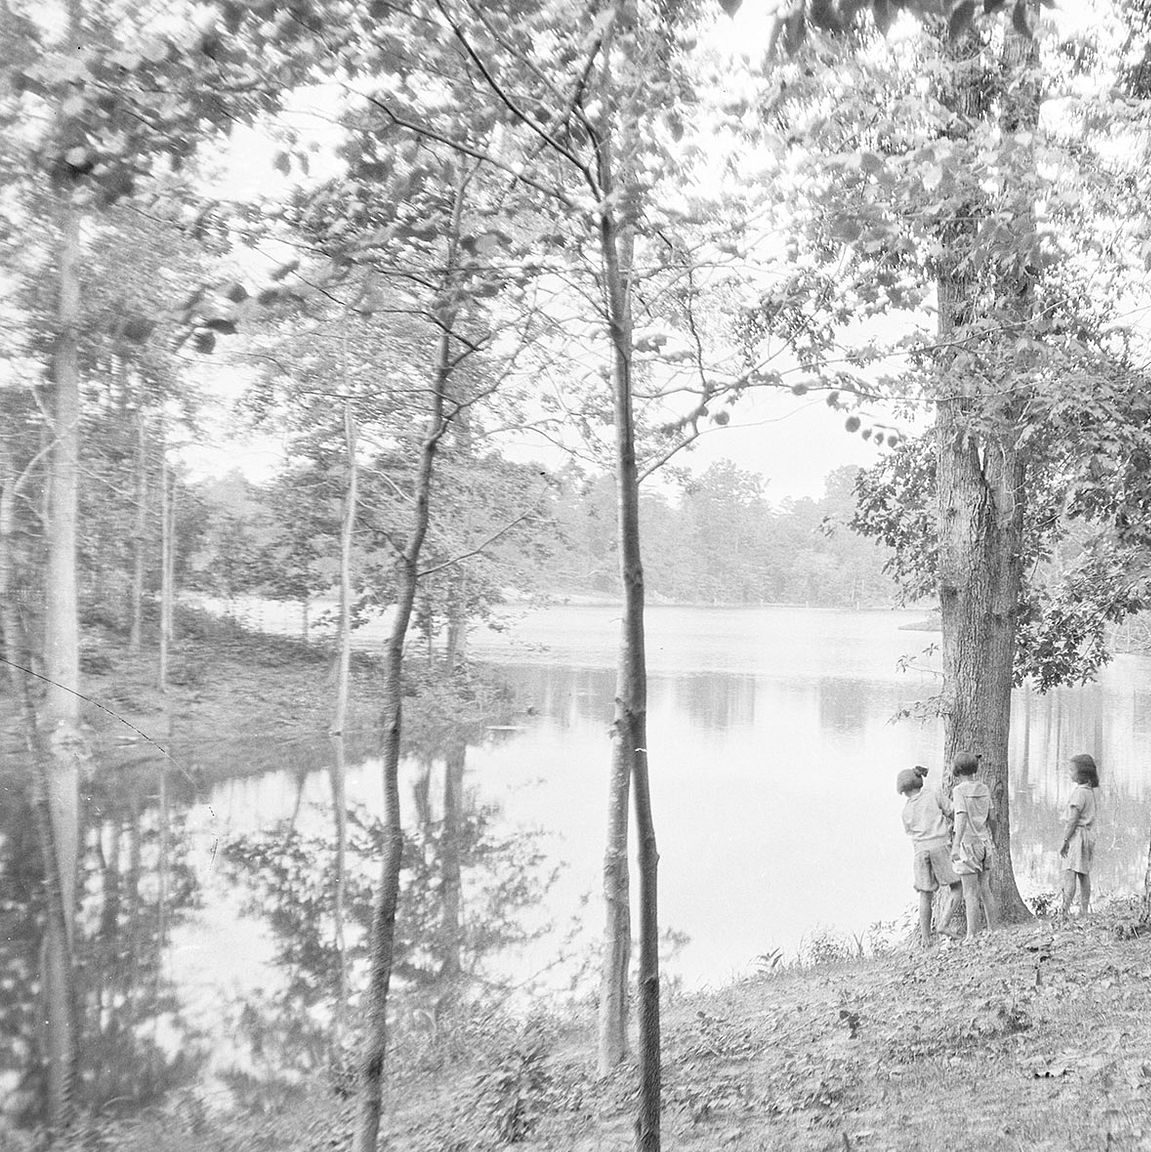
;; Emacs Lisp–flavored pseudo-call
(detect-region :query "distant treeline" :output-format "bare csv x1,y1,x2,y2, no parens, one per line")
182,458,899,616
541,461,899,608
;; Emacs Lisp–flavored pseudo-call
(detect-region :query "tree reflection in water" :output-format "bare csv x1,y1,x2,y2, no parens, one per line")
220,738,558,1096
0,746,208,1133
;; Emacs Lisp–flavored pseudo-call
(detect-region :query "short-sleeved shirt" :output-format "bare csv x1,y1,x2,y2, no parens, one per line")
953,780,992,845
1065,784,1096,829
902,787,952,850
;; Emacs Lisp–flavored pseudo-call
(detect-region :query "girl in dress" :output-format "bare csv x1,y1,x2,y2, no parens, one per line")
1060,753,1100,918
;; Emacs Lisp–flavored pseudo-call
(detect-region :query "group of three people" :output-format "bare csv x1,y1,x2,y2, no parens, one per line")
897,751,1100,948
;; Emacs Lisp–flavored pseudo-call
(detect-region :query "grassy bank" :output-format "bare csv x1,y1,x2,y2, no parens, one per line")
76,607,382,754
96,905,1151,1152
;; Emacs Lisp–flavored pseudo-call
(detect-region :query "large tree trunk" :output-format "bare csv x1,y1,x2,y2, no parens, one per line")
935,399,1030,922
932,22,1035,924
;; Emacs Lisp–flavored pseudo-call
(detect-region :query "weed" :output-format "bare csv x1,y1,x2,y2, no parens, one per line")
473,1028,551,1144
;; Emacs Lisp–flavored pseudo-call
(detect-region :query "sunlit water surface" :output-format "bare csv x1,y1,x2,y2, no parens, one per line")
186,604,1151,990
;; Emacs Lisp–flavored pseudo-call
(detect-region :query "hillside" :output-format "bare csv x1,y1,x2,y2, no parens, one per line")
102,907,1151,1152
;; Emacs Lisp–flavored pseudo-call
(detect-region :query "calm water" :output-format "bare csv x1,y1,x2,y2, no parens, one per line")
190,605,1151,989
5,604,1151,1127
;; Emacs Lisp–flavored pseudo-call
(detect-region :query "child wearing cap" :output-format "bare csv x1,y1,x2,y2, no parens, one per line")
950,752,999,939
897,765,961,948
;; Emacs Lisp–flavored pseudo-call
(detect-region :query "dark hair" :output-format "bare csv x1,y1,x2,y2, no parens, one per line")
952,752,981,777
1070,753,1100,788
914,765,928,780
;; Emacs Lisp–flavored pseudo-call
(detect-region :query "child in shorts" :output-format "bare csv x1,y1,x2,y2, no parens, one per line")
897,766,961,947
1060,752,1100,918
950,752,999,939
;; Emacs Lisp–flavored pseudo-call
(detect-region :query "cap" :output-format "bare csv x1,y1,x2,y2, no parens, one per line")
896,766,927,794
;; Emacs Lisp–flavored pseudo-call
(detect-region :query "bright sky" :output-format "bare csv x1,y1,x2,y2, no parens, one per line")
191,0,1103,503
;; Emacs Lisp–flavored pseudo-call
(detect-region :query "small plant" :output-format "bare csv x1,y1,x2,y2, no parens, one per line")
1026,890,1059,918
474,1029,551,1144
755,947,785,976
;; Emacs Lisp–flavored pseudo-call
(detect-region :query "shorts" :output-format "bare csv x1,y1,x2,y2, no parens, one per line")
913,845,959,892
1064,827,1095,875
953,837,993,876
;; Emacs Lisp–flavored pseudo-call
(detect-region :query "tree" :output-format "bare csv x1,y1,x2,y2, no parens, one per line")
774,5,1151,917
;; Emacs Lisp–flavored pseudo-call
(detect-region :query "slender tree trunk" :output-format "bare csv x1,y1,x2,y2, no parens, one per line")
596,116,660,1147
128,405,148,653
329,740,349,1046
439,741,465,981
159,452,170,691
354,175,464,1152
332,398,357,738
42,179,84,1144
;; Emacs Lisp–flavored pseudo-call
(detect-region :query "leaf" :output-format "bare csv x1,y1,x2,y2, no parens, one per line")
193,330,217,354
922,164,944,192
273,151,290,176
949,0,975,38
202,317,238,334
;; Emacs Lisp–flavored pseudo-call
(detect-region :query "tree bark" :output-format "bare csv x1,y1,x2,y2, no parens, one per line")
932,22,1036,924
595,100,660,1148
128,403,148,653
439,741,465,980
329,739,349,1047
41,178,84,1142
354,174,464,1152
159,451,172,692
332,397,357,738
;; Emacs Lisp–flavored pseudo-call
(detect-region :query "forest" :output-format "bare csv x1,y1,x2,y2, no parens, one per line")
4,0,1151,1150
186,461,898,611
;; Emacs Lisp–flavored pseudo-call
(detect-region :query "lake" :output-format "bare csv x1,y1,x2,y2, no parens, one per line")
187,603,1151,992
5,602,1150,1128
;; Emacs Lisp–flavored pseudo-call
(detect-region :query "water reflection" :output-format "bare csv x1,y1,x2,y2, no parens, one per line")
1009,680,1151,901
0,749,207,1130
4,606,1151,1135
214,739,558,1095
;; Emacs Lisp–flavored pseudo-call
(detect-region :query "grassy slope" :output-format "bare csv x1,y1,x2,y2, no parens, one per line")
74,611,382,767
107,908,1151,1152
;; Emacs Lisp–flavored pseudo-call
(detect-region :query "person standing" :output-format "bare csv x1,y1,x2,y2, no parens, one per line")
950,752,999,940
897,765,962,947
1060,753,1100,918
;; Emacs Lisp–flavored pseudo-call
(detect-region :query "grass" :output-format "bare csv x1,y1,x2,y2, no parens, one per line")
84,902,1151,1152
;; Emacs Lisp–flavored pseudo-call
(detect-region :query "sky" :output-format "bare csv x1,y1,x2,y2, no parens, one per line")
188,0,1099,504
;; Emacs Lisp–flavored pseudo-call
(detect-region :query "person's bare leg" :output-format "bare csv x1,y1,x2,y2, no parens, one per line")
1061,869,1076,916
936,883,961,937
960,873,980,938
1079,874,1091,916
918,890,934,947
978,870,999,930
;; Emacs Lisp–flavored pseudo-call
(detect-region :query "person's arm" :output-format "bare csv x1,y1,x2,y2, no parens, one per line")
951,810,969,858
1060,793,1084,856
